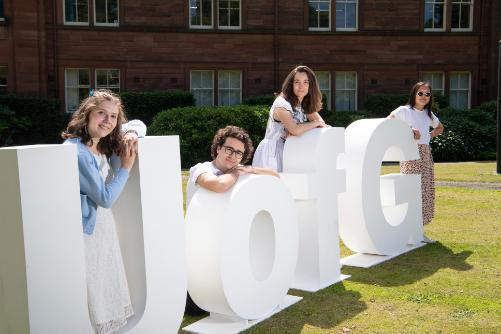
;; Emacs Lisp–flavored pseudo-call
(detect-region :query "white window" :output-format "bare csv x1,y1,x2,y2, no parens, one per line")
218,71,241,106
336,0,357,31
424,0,445,31
218,0,240,29
191,71,214,106
0,65,6,91
423,72,445,96
94,0,119,26
190,0,213,28
451,0,473,31
64,0,89,25
449,72,471,109
96,69,120,92
316,71,331,110
309,0,331,31
65,69,90,113
335,71,357,111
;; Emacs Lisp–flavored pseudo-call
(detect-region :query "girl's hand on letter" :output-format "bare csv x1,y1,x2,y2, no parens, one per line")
120,141,136,171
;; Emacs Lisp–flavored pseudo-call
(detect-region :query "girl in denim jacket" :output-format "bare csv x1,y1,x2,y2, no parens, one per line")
62,89,145,334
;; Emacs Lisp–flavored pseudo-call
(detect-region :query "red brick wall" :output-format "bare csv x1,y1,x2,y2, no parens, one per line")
0,0,498,109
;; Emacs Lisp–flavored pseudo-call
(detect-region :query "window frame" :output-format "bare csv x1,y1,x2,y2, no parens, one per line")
93,0,119,27
95,68,120,92
217,70,242,106
422,71,445,96
449,71,471,109
315,71,331,110
63,0,89,26
65,68,91,113
308,0,332,32
189,0,214,29
190,70,215,106
335,71,358,112
335,0,358,32
451,0,473,32
217,0,241,30
424,0,446,32
0,65,7,90
0,0,5,20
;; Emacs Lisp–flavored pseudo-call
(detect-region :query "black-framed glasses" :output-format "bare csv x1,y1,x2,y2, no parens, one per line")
417,92,432,97
222,145,244,159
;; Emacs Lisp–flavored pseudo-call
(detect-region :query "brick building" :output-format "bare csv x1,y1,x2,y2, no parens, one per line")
0,0,500,113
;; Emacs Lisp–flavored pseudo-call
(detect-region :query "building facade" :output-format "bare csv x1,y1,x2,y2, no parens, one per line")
0,0,500,112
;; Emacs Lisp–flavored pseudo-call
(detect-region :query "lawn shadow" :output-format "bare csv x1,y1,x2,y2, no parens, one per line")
342,242,473,287
181,283,367,334
243,283,367,333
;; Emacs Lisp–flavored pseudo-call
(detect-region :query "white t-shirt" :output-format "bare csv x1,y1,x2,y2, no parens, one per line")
186,161,222,206
390,105,441,145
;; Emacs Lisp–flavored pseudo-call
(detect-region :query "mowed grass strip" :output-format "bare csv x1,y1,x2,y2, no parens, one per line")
181,163,501,333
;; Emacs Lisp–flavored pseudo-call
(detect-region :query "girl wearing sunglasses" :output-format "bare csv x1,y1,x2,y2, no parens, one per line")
388,82,444,242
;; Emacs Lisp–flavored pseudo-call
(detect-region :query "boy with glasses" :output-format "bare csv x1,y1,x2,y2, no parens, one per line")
185,125,278,315
186,125,278,205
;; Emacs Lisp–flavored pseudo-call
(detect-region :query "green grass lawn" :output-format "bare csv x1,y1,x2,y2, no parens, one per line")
181,162,501,333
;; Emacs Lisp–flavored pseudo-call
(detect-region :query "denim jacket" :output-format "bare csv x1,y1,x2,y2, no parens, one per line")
65,120,146,234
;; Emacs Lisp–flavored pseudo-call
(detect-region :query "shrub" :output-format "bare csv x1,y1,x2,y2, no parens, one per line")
149,105,269,168
242,95,275,106
0,105,31,146
364,94,408,117
321,110,369,128
120,90,195,125
0,94,68,146
431,107,496,161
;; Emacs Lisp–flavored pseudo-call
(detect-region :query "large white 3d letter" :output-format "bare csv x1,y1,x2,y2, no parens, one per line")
281,127,348,292
339,118,423,258
113,136,186,333
0,145,94,334
0,137,186,334
185,175,299,332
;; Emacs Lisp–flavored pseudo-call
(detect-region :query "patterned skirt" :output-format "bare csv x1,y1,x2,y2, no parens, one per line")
400,144,435,225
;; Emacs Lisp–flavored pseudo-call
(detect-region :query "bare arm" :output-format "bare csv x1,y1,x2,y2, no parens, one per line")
306,112,330,128
274,107,324,136
430,122,444,138
387,114,421,140
196,171,239,193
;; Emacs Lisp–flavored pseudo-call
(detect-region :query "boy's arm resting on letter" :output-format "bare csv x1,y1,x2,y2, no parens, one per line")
78,152,129,208
196,172,239,193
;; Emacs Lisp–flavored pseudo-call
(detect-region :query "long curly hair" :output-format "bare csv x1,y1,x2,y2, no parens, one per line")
408,81,434,119
280,65,322,114
61,89,127,157
210,125,254,164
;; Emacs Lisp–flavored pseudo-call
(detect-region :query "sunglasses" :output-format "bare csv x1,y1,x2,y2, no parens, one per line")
417,92,432,97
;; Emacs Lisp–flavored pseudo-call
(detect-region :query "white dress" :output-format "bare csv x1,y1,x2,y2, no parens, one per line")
252,95,307,172
84,153,134,334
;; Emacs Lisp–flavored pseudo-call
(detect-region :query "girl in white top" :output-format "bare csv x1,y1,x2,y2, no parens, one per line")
388,82,444,241
252,65,330,172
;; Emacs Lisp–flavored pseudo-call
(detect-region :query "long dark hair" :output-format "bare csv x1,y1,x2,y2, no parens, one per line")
280,65,322,114
61,89,127,157
408,81,434,119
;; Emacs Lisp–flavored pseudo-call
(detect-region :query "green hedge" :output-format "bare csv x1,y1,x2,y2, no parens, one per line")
242,95,275,106
430,106,496,161
120,90,195,125
150,105,269,168
0,94,68,146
